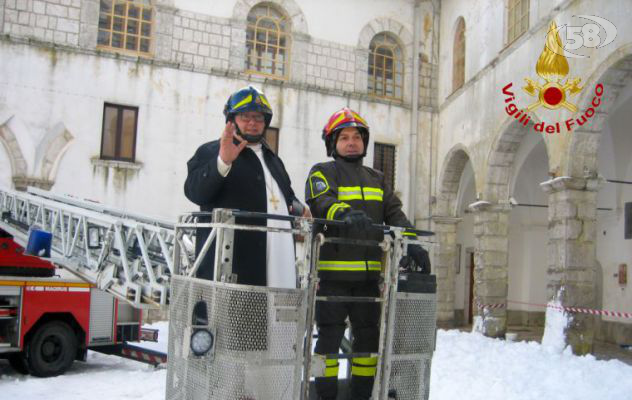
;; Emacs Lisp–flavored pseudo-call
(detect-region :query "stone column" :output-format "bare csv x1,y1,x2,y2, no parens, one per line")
228,19,247,72
540,176,601,355
431,216,461,327
289,32,310,84
79,0,99,49
153,2,176,63
468,201,510,338
353,47,369,94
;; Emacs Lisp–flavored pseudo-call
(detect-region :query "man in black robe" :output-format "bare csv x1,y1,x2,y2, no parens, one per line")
184,85,305,287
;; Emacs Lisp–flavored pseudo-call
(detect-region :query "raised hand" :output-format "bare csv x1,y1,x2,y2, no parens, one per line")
219,121,247,165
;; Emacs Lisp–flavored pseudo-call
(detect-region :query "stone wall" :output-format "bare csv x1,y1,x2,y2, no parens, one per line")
3,0,81,46
305,38,355,92
171,10,231,70
596,319,632,345
1,1,434,106
507,310,545,327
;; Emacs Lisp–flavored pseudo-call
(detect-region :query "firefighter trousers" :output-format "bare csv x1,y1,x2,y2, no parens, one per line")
314,280,381,400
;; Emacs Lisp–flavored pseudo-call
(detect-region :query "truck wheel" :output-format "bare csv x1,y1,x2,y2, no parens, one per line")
8,353,29,374
27,321,77,377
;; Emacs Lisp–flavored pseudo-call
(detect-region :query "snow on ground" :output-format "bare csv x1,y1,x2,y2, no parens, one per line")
1,322,631,400
430,330,632,400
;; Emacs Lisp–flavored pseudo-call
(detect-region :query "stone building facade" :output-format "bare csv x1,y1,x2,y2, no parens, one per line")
1,0,630,354
435,0,632,354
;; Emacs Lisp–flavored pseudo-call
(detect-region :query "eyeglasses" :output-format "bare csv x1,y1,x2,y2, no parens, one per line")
237,113,266,123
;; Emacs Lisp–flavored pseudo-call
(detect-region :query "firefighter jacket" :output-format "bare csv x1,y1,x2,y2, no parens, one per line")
305,158,415,282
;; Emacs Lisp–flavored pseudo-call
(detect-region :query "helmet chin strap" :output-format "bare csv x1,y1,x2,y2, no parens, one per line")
332,150,364,163
234,122,264,144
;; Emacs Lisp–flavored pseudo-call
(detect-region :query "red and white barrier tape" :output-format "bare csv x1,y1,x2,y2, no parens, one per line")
476,300,632,319
476,302,505,310
121,348,167,365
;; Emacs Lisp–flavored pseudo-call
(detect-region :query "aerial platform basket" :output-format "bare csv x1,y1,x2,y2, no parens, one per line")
166,276,307,399
165,209,436,400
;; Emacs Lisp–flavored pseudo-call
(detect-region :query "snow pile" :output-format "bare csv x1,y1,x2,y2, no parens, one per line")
540,298,570,352
430,329,632,400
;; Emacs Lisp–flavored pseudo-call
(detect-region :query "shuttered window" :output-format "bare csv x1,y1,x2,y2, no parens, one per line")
507,0,529,45
101,103,139,162
453,17,465,92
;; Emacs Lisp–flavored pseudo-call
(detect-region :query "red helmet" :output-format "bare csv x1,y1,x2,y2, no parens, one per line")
322,108,370,157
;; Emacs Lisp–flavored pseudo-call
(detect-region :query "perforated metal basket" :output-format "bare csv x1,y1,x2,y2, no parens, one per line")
386,291,436,400
166,275,307,400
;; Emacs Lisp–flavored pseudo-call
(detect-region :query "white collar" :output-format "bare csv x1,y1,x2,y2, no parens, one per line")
248,143,263,152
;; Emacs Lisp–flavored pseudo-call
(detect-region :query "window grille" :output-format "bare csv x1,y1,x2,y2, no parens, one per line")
97,0,153,55
373,142,396,190
246,4,290,79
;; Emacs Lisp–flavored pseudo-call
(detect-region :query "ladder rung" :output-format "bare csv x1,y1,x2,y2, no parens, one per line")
321,237,382,247
316,352,379,360
315,296,383,303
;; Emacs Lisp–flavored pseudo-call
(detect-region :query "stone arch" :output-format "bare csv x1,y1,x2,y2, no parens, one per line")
0,122,28,180
508,129,551,198
470,115,547,337
436,144,476,217
358,18,414,99
566,43,632,178
483,117,541,203
232,0,308,35
358,18,413,53
37,123,74,183
433,143,477,326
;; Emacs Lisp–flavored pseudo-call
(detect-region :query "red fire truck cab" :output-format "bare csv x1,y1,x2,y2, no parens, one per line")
0,228,151,377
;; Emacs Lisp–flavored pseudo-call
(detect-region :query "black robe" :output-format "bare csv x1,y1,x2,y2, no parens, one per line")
184,140,297,286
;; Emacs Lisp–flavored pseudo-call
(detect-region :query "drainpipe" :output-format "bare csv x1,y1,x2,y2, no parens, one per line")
408,0,422,221
427,0,440,230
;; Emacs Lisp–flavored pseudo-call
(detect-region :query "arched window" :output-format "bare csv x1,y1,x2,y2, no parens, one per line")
246,4,290,79
368,33,404,100
452,17,465,92
507,0,529,44
97,0,153,55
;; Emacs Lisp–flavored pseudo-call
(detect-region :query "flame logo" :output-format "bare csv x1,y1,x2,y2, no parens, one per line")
523,21,583,112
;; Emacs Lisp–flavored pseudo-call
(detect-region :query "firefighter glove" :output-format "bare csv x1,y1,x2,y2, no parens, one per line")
338,209,373,233
407,244,431,274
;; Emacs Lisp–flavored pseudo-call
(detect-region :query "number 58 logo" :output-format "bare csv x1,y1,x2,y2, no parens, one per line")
547,15,617,58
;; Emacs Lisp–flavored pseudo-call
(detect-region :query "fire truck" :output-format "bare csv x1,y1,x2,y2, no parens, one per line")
0,186,437,400
0,200,165,377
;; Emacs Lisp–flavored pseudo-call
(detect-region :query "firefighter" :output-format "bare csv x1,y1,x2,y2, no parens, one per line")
305,108,430,400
